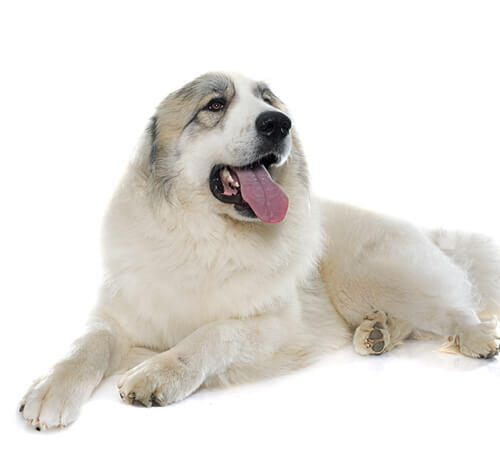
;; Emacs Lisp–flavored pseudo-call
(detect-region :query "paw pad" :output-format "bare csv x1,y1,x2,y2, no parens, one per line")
354,310,390,356
368,329,383,340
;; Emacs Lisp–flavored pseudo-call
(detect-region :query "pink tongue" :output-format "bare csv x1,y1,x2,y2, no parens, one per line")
233,165,289,223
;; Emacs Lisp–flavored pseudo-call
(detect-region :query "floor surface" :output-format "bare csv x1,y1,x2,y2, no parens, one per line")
10,339,500,473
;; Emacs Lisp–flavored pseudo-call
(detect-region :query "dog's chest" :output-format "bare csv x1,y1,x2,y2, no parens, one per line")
106,239,289,349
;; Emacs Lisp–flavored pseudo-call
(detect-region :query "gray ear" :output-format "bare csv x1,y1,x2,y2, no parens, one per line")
147,115,159,173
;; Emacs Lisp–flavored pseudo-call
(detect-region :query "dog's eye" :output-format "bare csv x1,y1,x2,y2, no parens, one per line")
206,99,225,112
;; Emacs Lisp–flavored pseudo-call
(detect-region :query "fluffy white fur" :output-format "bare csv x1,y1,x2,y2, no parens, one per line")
19,73,500,430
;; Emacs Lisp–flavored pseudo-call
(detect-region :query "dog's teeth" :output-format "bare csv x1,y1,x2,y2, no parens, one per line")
222,168,234,184
221,167,240,187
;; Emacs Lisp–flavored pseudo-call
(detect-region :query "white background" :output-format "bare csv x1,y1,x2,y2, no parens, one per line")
2,1,500,472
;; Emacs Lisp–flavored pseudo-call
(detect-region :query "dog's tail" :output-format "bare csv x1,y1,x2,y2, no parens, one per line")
429,229,500,318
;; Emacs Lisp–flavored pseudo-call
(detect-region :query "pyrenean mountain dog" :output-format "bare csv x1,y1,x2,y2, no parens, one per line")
19,72,500,430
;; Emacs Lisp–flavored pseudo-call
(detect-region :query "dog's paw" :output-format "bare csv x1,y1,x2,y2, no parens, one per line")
353,310,391,355
18,367,90,431
445,320,499,359
117,354,204,407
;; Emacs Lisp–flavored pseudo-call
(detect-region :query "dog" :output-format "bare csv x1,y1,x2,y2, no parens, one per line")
19,72,500,430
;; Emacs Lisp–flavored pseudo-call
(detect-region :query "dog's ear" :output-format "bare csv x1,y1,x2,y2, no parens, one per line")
140,114,177,202
146,115,159,174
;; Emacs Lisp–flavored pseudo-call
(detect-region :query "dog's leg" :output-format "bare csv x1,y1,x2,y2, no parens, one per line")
377,307,499,359
353,307,498,359
118,308,295,407
19,314,130,430
353,310,413,355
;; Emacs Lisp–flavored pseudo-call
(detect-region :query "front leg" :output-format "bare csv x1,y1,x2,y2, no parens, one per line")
19,314,130,430
118,308,293,407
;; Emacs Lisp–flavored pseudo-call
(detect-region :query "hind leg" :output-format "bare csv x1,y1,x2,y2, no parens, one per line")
353,310,413,355
320,202,500,359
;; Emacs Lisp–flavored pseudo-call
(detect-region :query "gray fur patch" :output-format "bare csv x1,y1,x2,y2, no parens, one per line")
147,115,159,173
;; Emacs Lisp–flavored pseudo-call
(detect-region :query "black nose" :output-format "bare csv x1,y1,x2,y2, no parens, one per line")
255,111,292,143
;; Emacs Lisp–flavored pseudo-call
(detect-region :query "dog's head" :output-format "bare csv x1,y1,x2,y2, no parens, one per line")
141,72,308,224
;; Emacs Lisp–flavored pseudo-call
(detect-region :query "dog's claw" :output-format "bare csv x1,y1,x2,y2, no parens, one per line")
486,349,498,359
478,350,497,359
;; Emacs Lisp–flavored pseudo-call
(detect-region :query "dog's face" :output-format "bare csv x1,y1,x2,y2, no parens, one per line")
146,72,300,223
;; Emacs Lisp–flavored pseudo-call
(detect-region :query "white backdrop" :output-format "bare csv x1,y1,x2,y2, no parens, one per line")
2,1,500,472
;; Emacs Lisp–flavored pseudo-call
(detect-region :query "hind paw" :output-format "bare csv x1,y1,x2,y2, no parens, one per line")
353,311,391,356
441,320,499,359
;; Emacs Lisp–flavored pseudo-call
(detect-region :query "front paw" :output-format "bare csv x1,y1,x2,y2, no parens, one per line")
117,354,204,407
19,367,91,431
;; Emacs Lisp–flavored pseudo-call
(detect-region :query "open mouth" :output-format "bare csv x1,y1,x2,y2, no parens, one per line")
209,154,289,223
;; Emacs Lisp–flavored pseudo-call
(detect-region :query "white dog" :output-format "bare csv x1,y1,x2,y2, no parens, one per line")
19,72,500,431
